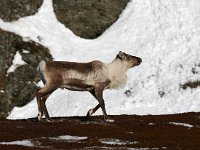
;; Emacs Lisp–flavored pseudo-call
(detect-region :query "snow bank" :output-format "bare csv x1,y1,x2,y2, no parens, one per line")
0,0,200,119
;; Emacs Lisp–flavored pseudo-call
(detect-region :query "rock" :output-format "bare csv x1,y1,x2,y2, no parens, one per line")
0,29,52,119
0,0,43,22
0,30,16,80
53,0,129,39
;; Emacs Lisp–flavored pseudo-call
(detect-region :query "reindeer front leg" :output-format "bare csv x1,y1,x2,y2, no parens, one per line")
87,90,100,117
87,104,100,117
93,82,114,123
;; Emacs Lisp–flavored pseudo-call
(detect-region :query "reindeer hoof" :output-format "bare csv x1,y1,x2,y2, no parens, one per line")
37,113,43,121
37,117,42,121
87,109,94,117
46,118,54,122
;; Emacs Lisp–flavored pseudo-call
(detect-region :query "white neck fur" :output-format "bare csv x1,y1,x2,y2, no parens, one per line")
106,58,129,89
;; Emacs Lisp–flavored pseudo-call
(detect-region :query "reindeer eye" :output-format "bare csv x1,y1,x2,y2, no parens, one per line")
127,55,131,59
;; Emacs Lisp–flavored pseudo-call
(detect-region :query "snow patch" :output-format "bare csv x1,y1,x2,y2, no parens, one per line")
169,122,194,128
0,140,34,147
7,51,26,74
22,49,30,54
49,135,87,141
100,138,138,145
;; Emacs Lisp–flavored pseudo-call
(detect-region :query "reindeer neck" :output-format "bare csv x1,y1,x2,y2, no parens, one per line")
106,58,128,89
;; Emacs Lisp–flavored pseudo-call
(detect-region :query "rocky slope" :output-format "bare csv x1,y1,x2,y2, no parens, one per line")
1,113,200,149
0,29,53,118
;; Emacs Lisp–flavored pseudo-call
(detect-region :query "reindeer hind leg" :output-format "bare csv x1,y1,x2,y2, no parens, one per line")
40,94,53,122
36,85,57,122
36,89,43,121
87,104,100,117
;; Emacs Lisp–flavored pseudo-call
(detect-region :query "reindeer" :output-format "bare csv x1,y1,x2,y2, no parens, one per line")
36,51,142,122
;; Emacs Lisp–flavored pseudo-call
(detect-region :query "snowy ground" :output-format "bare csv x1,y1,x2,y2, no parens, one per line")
0,0,200,119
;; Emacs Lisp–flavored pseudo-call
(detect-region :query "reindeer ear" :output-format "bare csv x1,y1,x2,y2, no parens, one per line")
117,51,125,59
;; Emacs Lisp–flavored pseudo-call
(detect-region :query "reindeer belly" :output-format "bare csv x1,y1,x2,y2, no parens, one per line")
61,79,94,91
61,69,107,91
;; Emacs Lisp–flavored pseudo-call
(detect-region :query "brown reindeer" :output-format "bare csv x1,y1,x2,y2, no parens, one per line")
36,51,142,122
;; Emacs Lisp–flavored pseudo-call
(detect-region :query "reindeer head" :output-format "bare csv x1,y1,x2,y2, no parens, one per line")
116,51,142,68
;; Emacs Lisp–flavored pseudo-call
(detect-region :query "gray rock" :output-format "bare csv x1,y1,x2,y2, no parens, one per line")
0,30,16,80
0,0,43,22
53,0,129,39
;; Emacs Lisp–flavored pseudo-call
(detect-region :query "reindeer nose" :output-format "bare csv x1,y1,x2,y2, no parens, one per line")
138,58,142,64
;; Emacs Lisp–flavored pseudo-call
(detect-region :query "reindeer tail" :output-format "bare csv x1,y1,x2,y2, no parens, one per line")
37,60,47,85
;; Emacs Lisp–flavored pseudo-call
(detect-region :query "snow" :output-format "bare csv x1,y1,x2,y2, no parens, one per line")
100,138,137,145
0,135,87,147
51,135,87,141
0,0,200,119
169,122,194,128
0,140,34,147
7,51,26,73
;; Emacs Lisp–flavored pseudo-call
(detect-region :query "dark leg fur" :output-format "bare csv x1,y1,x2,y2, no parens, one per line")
36,84,57,122
87,81,114,122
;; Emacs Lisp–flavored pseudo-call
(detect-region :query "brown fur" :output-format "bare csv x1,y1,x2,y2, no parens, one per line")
36,51,142,122
45,61,102,74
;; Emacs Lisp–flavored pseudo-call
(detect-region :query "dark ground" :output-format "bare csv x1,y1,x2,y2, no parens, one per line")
0,112,200,150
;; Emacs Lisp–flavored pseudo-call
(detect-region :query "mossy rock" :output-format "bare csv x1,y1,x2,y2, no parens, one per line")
0,0,43,22
53,0,129,39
